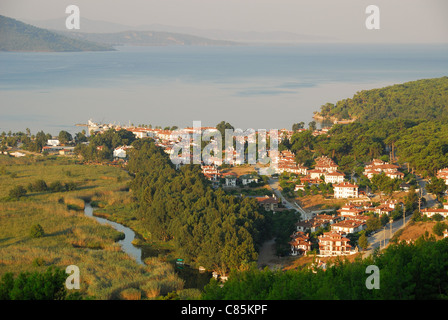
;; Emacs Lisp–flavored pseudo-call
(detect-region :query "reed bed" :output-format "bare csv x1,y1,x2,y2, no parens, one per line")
0,156,185,299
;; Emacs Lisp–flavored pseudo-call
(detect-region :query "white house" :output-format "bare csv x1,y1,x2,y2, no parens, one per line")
222,173,237,187
47,139,60,146
333,182,359,199
113,145,133,159
10,151,26,158
323,171,345,184
421,208,448,219
240,174,259,186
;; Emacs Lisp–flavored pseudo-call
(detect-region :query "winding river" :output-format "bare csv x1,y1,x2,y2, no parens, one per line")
83,202,212,289
83,202,143,265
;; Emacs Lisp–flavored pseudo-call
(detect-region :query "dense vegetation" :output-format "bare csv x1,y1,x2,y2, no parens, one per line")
283,118,448,178
315,77,448,122
202,236,448,300
0,15,113,52
127,139,267,274
0,267,79,300
75,128,136,161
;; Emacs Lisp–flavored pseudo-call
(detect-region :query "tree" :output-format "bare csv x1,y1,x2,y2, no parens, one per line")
216,121,234,139
29,224,45,238
358,232,369,251
9,185,27,199
0,267,69,300
433,222,447,236
292,122,304,131
426,177,447,200
74,131,87,144
58,130,72,145
27,179,48,193
308,121,317,131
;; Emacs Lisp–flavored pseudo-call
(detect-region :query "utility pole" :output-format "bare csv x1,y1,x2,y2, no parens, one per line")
418,196,422,212
390,219,393,240
403,205,406,227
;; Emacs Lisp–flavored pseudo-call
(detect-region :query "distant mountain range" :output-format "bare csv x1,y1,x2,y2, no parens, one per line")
1,14,333,53
0,15,114,52
57,30,239,47
25,16,335,44
0,15,241,52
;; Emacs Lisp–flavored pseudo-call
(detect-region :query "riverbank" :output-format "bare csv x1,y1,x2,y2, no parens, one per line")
0,156,189,299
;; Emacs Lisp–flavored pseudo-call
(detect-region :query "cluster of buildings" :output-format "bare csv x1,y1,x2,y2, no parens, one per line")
363,159,404,180
271,149,308,175
436,168,448,185
291,155,361,199
42,138,75,156
289,198,404,257
200,165,260,188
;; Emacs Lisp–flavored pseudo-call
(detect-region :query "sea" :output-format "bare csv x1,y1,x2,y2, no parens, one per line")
1,43,448,136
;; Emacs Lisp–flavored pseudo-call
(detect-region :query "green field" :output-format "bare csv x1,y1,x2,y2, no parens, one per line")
0,155,189,299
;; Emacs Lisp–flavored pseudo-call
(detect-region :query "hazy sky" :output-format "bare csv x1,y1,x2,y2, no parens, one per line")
1,0,447,42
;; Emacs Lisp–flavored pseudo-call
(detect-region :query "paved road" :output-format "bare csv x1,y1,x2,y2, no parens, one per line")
363,175,437,258
363,216,411,258
417,176,437,208
266,177,311,219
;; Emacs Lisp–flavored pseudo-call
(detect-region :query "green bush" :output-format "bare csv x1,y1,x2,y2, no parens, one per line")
29,224,45,238
9,185,27,199
0,267,68,300
433,222,448,236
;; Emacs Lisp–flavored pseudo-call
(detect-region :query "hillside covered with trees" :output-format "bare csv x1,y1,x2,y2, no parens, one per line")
284,118,448,178
314,77,448,122
126,139,267,274
0,15,113,52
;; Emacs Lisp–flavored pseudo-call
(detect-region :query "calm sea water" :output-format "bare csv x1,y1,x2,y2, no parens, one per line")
1,44,448,135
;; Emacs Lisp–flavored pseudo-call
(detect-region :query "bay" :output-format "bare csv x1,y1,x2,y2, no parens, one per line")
1,44,447,135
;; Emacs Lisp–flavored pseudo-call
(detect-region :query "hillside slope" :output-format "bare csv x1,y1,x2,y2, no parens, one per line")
314,77,448,122
0,15,113,52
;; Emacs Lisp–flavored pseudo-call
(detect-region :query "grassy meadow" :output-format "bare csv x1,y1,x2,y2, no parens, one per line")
0,155,191,299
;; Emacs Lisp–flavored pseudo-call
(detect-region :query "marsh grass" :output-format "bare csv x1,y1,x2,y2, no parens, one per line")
0,156,185,299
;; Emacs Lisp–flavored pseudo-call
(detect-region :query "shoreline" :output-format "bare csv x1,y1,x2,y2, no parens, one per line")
313,112,356,124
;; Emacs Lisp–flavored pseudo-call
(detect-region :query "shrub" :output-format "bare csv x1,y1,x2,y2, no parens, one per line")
27,179,48,192
49,181,64,193
29,224,45,238
9,185,27,199
119,288,142,300
0,267,67,300
433,221,448,236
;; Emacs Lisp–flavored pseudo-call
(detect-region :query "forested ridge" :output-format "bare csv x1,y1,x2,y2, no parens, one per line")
315,76,448,122
126,139,267,273
0,15,113,52
284,118,448,177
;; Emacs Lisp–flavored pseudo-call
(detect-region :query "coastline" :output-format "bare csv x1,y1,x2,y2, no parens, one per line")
313,112,356,125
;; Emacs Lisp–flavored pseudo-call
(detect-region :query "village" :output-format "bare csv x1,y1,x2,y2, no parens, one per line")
3,119,448,264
